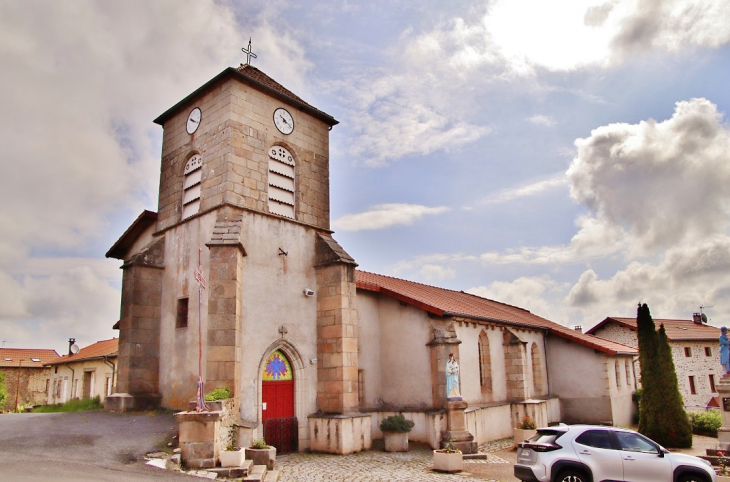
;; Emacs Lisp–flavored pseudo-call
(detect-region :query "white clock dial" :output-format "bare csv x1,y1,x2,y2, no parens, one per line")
186,107,202,135
273,108,294,135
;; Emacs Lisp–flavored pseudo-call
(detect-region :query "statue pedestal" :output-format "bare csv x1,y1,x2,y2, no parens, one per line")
441,400,477,454
718,375,730,449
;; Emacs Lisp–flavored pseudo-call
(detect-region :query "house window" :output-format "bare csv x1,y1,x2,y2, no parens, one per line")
689,376,696,395
478,331,492,391
176,298,189,328
710,374,717,392
182,153,202,219
706,347,712,357
267,146,295,219
684,347,692,357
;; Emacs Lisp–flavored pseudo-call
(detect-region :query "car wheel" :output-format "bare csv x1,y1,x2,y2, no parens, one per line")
555,470,588,482
677,474,709,482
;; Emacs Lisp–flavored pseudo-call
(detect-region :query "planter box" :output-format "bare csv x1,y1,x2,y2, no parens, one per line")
219,448,244,467
383,431,409,452
514,428,537,448
245,447,276,470
433,450,463,473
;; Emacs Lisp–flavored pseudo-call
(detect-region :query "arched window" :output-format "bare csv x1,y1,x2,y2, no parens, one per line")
478,330,492,391
182,153,202,219
615,360,622,387
267,146,295,219
625,359,632,386
531,343,544,395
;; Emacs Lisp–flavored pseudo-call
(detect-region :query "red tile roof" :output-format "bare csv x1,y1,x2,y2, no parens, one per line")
46,338,118,366
355,270,637,356
587,317,721,341
0,348,60,368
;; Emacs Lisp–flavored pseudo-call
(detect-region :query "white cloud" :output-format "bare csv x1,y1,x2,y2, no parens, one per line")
333,203,450,231
479,174,567,205
468,276,571,323
528,115,556,127
419,265,457,282
568,98,730,251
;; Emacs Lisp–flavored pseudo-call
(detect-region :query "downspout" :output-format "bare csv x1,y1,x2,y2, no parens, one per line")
102,356,116,396
542,329,551,398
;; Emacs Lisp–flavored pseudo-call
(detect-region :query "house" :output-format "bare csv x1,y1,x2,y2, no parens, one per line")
0,348,60,411
105,63,638,455
586,316,722,407
45,338,118,404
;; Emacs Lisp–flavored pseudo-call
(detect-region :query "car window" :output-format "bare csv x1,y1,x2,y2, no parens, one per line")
575,429,614,450
615,432,658,453
528,429,567,444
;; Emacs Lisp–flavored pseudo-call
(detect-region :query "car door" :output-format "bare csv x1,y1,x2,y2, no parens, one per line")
614,430,672,481
571,429,624,482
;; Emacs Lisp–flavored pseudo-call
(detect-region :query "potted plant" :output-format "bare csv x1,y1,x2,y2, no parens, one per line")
513,415,537,448
245,438,276,470
380,414,415,452
219,424,244,467
433,438,462,473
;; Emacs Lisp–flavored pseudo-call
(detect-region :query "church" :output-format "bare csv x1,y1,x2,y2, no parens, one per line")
106,62,638,455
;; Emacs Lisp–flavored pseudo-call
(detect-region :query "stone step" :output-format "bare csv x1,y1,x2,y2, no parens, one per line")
263,469,280,482
463,453,488,460
209,459,253,478
243,464,267,482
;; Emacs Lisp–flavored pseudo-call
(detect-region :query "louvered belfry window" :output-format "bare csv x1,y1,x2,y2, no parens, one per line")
267,146,295,219
182,153,202,219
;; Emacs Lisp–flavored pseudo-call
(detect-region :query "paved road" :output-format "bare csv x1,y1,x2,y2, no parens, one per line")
0,411,191,482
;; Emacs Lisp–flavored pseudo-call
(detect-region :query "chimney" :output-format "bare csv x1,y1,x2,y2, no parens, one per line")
68,338,76,356
692,313,702,324
574,325,583,333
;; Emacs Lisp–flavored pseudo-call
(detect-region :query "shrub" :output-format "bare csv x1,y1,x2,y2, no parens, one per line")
0,372,7,409
689,410,722,437
32,396,102,413
380,414,415,433
204,386,231,401
517,416,536,430
251,438,269,449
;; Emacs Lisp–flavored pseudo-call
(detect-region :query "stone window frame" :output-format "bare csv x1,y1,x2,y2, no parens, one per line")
267,145,297,219
181,152,203,220
684,347,692,357
688,375,696,395
615,360,621,387
478,330,492,392
705,346,713,357
176,297,189,329
625,359,631,386
709,374,717,393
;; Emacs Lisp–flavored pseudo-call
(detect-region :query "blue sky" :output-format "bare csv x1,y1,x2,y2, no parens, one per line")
1,0,729,353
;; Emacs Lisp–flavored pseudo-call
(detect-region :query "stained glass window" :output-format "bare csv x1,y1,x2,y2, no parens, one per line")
263,350,292,381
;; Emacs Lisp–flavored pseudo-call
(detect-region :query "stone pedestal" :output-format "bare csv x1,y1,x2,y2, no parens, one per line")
440,400,477,454
717,375,730,448
176,411,222,469
308,413,372,454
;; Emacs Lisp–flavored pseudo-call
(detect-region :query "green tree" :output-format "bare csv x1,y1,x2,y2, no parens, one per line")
636,303,692,447
0,371,7,409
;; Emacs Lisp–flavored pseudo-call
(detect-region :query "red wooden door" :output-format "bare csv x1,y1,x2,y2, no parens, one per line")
262,350,297,453
262,380,294,420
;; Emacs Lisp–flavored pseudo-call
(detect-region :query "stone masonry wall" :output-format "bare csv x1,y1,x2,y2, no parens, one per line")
1,367,50,411
156,76,331,232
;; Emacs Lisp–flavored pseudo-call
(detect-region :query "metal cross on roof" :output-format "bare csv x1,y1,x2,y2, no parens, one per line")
241,37,257,65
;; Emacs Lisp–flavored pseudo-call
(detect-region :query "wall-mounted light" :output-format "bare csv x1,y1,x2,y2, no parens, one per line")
303,289,315,297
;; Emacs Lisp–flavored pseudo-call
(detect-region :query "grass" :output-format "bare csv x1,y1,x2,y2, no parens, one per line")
32,396,103,413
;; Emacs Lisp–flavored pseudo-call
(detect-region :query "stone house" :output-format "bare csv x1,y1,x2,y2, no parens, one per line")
105,63,639,457
586,316,722,407
46,338,118,404
0,348,60,411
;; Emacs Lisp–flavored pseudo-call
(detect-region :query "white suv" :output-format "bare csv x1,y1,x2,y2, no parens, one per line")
514,424,716,482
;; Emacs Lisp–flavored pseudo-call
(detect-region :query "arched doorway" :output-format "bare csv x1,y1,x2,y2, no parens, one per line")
262,350,298,453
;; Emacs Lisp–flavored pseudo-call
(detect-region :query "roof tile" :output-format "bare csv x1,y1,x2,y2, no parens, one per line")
588,317,721,341
46,338,118,365
355,271,637,356
0,348,60,368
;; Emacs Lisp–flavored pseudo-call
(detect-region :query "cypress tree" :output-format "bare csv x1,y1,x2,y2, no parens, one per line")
636,303,692,448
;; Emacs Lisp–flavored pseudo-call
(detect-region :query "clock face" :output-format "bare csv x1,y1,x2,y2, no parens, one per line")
273,108,294,135
186,107,202,135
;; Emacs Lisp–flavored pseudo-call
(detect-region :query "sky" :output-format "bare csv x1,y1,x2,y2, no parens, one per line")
1,0,729,354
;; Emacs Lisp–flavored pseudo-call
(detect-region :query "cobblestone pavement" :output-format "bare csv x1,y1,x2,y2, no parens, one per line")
276,439,516,482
